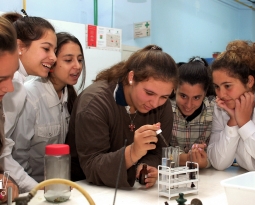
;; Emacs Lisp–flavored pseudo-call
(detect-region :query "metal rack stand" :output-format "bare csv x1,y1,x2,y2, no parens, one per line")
158,161,199,200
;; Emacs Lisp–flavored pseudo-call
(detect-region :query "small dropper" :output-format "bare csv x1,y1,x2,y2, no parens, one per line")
156,129,168,147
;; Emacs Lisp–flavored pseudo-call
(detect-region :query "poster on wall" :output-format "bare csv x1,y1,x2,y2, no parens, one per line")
86,25,121,51
134,21,151,38
87,25,97,47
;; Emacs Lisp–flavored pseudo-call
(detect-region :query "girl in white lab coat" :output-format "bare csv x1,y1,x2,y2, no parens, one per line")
208,40,255,171
1,11,57,193
12,32,85,183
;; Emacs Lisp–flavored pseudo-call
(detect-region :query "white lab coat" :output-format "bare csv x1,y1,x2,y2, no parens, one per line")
3,60,27,138
208,104,255,171
11,77,70,183
1,61,38,193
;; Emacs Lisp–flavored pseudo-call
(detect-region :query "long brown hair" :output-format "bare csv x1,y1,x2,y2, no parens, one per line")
94,45,178,86
50,32,85,114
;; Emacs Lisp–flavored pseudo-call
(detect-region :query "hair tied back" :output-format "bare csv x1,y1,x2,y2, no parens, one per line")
21,9,28,17
192,56,205,65
151,45,162,51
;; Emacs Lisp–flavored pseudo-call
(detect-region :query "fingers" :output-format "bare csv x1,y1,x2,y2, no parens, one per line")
0,183,19,203
190,149,197,162
137,165,158,188
235,92,254,127
145,177,157,188
192,143,206,150
135,125,159,144
215,96,225,108
199,149,207,158
136,124,160,134
145,166,158,188
132,124,161,158
189,148,208,168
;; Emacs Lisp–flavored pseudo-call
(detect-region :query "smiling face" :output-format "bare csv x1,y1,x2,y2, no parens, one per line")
175,83,206,116
50,41,83,89
213,70,253,109
0,51,19,101
125,76,174,113
19,29,57,77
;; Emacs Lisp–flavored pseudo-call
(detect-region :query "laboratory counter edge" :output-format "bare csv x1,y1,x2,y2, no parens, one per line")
12,166,246,205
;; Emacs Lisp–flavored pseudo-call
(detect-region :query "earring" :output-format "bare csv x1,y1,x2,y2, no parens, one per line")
129,81,132,85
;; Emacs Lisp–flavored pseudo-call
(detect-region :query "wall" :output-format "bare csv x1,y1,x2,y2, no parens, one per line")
1,0,255,63
113,0,151,48
0,0,112,26
151,0,254,62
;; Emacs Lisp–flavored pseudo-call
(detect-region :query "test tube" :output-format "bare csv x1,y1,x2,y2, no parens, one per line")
7,187,12,205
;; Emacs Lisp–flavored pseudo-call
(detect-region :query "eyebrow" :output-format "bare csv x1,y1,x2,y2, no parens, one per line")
144,88,171,97
0,66,19,78
213,82,232,86
179,92,203,98
0,74,15,79
62,54,83,57
41,42,56,48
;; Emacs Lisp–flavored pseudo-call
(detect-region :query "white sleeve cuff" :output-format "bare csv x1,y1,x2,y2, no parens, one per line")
238,120,255,141
224,125,239,138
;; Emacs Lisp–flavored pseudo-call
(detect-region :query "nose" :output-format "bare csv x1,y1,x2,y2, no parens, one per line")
49,51,57,62
150,97,162,109
216,87,224,99
185,99,192,109
74,59,82,70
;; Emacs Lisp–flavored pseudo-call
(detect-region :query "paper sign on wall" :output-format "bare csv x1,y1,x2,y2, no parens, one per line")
134,21,151,38
87,25,97,47
86,25,121,51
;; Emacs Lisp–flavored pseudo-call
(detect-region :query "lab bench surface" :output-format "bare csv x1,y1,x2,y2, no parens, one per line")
13,165,247,205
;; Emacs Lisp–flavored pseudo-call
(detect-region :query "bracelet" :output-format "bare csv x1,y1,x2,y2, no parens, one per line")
130,143,137,166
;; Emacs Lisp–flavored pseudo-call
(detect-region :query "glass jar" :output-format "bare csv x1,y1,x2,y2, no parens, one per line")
44,144,71,203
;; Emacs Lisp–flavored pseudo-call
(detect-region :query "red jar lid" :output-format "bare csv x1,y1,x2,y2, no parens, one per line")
45,144,70,155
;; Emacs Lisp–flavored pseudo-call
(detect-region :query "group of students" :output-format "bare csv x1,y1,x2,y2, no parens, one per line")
0,11,85,202
0,10,255,203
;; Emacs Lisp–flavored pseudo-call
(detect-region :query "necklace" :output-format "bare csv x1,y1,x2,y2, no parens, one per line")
128,112,137,131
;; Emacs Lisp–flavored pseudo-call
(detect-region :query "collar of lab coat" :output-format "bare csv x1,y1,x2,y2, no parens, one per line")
13,60,28,84
44,79,68,108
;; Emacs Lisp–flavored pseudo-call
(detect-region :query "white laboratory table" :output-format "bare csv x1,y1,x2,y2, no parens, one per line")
13,166,247,205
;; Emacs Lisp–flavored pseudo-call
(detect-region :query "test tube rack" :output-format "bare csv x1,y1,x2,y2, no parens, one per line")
158,161,199,200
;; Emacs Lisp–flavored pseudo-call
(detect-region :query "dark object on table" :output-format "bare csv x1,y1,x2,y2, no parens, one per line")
139,164,148,185
191,182,196,188
176,193,187,205
14,193,33,205
190,198,203,205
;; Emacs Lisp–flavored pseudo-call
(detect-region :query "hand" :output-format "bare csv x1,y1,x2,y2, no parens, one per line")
0,174,19,203
192,143,206,150
136,164,158,188
216,96,237,126
131,123,159,160
189,148,208,169
234,92,254,127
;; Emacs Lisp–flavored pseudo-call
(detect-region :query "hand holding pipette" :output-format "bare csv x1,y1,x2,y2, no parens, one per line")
0,172,19,203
